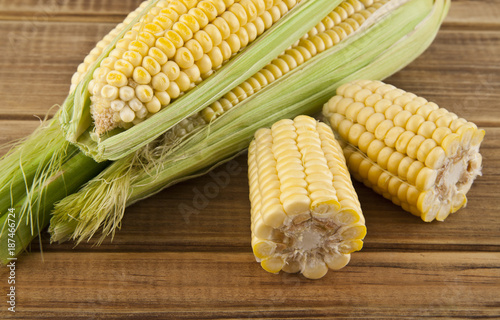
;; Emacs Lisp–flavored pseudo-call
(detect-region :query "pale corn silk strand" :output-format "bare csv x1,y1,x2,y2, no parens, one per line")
248,115,365,279
322,80,484,222
49,0,388,244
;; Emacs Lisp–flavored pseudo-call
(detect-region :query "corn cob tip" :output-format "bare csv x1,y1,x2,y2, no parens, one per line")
249,115,365,279
77,0,300,135
325,80,484,222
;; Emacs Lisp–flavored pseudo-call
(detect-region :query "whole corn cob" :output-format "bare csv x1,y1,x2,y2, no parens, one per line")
323,80,484,221
61,0,344,160
248,116,365,279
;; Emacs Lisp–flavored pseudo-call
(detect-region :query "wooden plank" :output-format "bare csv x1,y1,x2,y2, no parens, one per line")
445,0,500,29
0,0,143,23
0,0,499,30
385,29,500,127
0,120,40,157
22,127,498,256
0,21,499,122
0,20,115,118
2,251,499,318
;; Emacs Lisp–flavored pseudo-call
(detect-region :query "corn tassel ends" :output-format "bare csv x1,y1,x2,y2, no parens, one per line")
323,80,484,222
249,116,365,279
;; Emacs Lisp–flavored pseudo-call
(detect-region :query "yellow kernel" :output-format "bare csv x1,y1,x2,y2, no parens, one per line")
221,11,240,33
229,3,248,26
146,96,162,113
135,85,154,103
384,126,405,148
425,147,446,169
384,104,403,120
406,135,426,159
175,47,195,69
156,91,171,106
196,54,213,74
204,24,223,47
395,131,415,154
162,61,181,80
208,46,223,68
122,51,143,68
405,115,425,133
172,21,194,42
119,86,135,101
152,72,170,91
219,41,232,61
106,71,128,87
128,40,149,57
144,23,164,37
185,39,204,61
148,47,168,65
365,113,385,133
165,30,185,48
129,98,144,112
226,34,241,53
213,17,231,40
120,106,136,123
183,65,201,82
156,37,177,58
416,139,437,163
133,67,152,85
189,8,209,28
176,71,192,92
194,30,214,53
199,1,218,21
393,110,412,128
179,14,200,33
153,15,174,30
397,156,414,181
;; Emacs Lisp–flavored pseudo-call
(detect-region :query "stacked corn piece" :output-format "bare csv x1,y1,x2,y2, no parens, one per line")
248,115,366,279
85,0,299,134
323,80,484,222
164,0,387,143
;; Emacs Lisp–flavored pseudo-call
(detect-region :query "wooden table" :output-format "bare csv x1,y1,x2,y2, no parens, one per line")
1,0,499,318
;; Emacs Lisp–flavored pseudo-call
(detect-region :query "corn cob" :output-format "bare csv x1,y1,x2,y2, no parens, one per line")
60,0,353,161
248,116,365,279
49,0,449,245
87,0,300,134
323,80,484,221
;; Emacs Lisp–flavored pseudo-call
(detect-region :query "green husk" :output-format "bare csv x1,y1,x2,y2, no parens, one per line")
60,0,344,162
50,0,449,244
0,144,107,264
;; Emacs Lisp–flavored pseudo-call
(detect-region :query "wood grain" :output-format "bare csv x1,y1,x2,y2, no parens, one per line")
5,252,500,319
0,0,499,319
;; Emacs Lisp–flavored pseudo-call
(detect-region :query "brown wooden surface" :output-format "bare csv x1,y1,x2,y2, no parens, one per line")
1,0,500,319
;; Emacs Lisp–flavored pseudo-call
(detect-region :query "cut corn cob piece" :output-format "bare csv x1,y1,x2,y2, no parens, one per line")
165,0,388,145
323,80,484,221
248,115,365,279
88,0,299,134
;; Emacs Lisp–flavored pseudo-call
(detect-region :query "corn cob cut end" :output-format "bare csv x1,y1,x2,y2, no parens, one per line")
324,80,484,222
249,115,365,279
